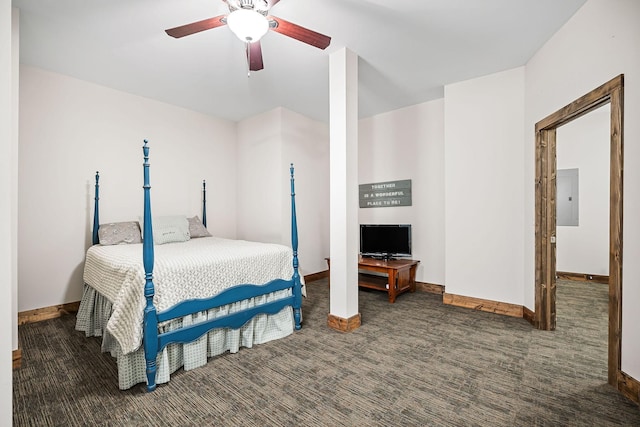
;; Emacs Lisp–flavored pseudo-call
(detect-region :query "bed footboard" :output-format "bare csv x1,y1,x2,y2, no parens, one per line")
140,141,302,392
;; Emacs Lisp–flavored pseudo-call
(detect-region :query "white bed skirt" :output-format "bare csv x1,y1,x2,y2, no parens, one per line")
75,284,295,390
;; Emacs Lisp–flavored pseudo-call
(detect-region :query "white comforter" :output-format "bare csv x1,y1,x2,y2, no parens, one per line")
83,237,294,354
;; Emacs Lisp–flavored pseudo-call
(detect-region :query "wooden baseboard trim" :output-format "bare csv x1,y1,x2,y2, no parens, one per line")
618,370,640,405
18,301,80,325
443,293,524,318
327,312,361,332
556,271,609,284
416,281,444,295
13,348,22,370
305,270,329,283
523,306,536,326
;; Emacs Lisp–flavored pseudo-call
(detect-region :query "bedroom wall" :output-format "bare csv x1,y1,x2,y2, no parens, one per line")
556,105,609,276
444,67,526,305
524,0,640,379
17,65,238,312
236,109,283,244
236,107,330,277
280,108,330,276
1,2,15,421
10,6,18,353
358,98,445,286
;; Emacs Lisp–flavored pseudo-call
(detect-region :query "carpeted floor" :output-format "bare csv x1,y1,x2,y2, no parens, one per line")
13,278,640,426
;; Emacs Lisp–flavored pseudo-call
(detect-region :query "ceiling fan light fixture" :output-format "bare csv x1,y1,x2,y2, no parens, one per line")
227,9,269,43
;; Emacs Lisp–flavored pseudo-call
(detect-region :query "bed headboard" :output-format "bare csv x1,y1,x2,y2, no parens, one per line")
91,168,208,245
92,172,100,245
202,180,207,228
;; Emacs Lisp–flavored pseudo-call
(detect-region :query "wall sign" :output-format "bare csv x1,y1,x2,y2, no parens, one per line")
359,179,412,208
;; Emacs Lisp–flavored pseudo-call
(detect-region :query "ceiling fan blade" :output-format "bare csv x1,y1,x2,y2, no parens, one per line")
268,0,281,7
165,15,227,39
247,41,264,71
268,16,331,50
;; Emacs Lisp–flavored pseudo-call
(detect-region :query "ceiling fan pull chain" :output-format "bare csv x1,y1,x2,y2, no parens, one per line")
246,42,251,77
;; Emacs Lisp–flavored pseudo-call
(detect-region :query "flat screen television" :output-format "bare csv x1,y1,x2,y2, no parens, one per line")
360,224,412,259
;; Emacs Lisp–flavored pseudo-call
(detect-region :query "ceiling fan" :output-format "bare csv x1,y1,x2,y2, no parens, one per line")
165,0,331,73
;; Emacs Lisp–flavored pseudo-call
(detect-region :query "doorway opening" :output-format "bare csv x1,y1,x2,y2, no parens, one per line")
534,75,623,387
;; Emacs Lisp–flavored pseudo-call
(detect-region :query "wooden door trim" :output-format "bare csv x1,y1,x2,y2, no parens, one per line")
534,74,623,388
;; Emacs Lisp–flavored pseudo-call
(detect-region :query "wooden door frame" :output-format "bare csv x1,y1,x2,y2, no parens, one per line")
534,74,623,387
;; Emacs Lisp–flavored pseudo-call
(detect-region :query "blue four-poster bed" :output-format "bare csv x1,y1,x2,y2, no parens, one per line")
76,140,303,392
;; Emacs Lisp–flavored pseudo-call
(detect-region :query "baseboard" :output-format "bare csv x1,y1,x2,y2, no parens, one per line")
556,271,609,284
618,370,640,405
18,301,80,325
327,312,361,332
443,293,524,318
305,269,329,283
416,281,444,295
13,348,22,370
523,306,536,326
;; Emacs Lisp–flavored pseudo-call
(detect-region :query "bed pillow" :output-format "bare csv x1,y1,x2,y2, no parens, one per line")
140,215,190,245
98,221,142,245
188,216,211,238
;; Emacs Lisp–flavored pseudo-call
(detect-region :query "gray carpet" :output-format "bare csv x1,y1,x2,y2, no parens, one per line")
13,278,640,426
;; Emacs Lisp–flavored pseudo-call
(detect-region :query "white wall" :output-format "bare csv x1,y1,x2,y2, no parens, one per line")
358,99,445,285
236,107,330,276
444,67,525,304
1,1,15,422
556,105,610,275
236,109,283,244
524,0,640,379
18,65,237,312
281,108,330,276
10,5,18,353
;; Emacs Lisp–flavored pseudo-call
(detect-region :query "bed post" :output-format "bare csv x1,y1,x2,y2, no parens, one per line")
290,163,302,330
92,172,100,245
141,140,159,392
202,180,207,228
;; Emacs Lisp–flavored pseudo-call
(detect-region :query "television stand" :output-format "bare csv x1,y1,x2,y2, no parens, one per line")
325,256,420,303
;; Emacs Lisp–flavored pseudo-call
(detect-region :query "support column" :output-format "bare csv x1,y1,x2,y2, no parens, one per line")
328,48,360,331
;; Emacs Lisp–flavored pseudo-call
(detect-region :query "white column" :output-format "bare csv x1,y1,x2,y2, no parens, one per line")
329,48,359,328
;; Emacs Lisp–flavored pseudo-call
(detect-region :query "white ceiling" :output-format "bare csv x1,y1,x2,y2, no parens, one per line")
13,0,587,123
